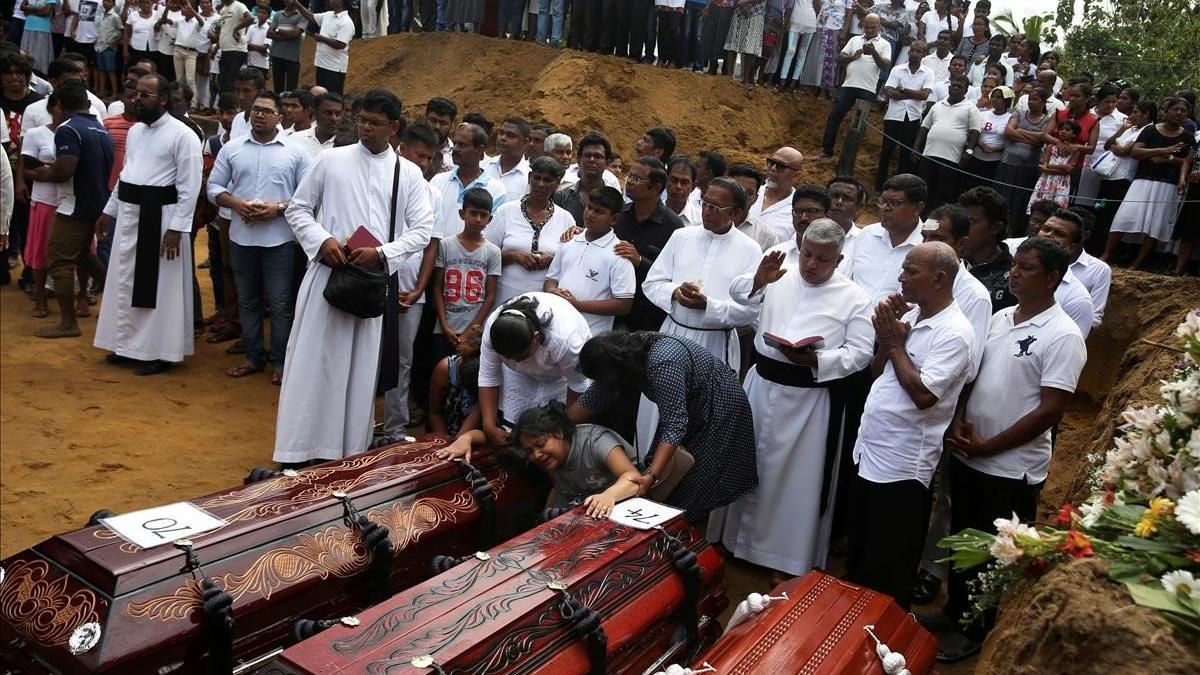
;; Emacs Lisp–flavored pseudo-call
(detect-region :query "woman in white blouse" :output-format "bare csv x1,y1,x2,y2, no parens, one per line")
486,156,577,304
124,0,159,66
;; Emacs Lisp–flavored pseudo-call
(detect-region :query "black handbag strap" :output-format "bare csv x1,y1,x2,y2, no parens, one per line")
388,155,401,244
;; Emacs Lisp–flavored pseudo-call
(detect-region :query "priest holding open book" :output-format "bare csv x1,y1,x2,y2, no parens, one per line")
273,90,434,467
715,218,874,582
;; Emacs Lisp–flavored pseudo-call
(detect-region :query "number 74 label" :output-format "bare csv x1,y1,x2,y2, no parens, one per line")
99,502,226,549
608,498,683,530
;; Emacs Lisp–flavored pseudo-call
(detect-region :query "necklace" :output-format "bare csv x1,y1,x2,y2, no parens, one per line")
521,196,555,254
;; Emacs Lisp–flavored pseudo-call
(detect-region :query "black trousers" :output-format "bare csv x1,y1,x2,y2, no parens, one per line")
655,9,680,65
272,58,300,93
315,66,346,94
627,0,651,60
568,0,602,50
847,470,932,610
944,458,1041,630
601,0,630,56
821,86,875,156
1087,178,1131,256
920,154,962,212
876,118,921,190
218,50,248,95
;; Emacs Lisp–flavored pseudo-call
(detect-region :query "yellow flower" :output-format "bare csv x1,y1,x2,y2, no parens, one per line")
1148,497,1175,518
1135,517,1159,538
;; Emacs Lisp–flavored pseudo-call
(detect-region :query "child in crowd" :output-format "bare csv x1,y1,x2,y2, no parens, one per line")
437,400,643,517
432,187,502,361
93,0,124,98
427,325,482,436
543,186,635,337
20,93,62,318
1029,119,1081,211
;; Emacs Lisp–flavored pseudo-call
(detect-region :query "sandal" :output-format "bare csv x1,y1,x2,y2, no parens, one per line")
205,325,239,343
75,301,91,318
271,369,283,386
227,362,264,378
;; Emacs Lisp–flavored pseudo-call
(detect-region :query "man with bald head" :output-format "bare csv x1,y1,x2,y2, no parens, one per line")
848,240,976,609
817,13,891,160
749,146,803,242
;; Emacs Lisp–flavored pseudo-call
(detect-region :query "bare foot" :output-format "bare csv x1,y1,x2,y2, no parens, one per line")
34,324,82,338
31,304,48,318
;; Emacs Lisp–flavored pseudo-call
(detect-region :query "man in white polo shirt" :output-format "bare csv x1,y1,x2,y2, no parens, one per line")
1043,208,1111,325
917,74,981,210
293,0,354,94
877,39,933,192
842,173,926,304
817,13,891,160
848,241,976,610
931,236,1086,661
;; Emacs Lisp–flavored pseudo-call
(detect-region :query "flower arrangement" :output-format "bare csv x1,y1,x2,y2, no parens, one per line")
941,309,1200,638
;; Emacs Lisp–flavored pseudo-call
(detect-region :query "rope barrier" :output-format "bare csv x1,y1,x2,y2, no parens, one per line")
861,118,1200,205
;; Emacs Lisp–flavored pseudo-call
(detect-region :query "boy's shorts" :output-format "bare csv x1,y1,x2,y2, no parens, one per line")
96,48,117,72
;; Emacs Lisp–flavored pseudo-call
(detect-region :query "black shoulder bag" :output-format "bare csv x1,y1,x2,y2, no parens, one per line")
322,157,401,319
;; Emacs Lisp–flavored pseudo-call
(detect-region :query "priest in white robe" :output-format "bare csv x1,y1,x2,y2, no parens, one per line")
273,91,434,465
94,74,202,374
638,177,763,453
716,219,874,578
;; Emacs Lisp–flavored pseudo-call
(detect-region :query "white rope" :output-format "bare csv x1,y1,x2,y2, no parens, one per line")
864,118,1200,204
722,591,789,635
863,624,912,675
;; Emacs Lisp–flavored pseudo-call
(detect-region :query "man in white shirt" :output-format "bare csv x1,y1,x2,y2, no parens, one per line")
1036,209,1110,326
294,0,354,94
817,13,891,160
929,55,979,102
274,90,433,466
424,97,457,173
207,91,310,383
663,155,703,227
825,174,866,256
849,241,976,610
288,92,342,159
748,147,803,242
843,172,926,304
215,0,253,94
1013,69,1066,115
877,39,933,192
922,205,993,376
933,236,1086,660
20,60,106,136
921,28,954,81
483,115,531,199
430,122,508,239
916,74,981,210
728,164,785,252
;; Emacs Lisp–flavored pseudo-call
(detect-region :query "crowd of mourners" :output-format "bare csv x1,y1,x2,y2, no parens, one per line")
1,0,1198,665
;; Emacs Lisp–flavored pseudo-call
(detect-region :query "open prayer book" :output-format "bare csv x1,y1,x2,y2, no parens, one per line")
763,333,824,350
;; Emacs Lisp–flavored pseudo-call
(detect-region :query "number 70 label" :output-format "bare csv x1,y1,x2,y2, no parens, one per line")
99,502,226,549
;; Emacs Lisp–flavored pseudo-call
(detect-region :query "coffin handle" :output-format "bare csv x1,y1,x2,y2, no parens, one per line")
661,530,702,649
558,594,608,675
86,509,115,527
332,491,395,604
455,459,497,549
176,540,236,675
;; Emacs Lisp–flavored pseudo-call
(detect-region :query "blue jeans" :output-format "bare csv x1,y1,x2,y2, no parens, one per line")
229,240,299,369
681,3,704,67
538,0,565,44
388,0,412,32
778,29,814,81
436,0,448,30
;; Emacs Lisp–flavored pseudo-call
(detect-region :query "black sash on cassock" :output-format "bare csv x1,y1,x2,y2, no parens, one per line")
117,181,179,309
755,350,848,516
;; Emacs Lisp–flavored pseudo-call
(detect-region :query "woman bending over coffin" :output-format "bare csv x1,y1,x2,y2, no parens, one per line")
437,401,642,517
476,292,594,449
567,332,759,520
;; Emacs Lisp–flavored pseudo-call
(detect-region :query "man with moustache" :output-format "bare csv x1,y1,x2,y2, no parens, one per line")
93,74,202,375
748,146,804,242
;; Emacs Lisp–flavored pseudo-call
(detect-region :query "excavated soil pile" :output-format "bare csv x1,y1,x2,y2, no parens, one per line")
306,32,884,178
976,558,1200,675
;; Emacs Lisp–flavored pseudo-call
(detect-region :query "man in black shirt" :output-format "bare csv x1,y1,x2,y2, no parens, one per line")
613,156,682,332
958,186,1016,312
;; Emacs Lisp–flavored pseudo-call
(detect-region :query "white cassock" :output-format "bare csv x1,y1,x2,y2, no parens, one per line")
273,144,434,463
637,225,763,452
714,241,874,575
94,114,202,363
478,291,593,422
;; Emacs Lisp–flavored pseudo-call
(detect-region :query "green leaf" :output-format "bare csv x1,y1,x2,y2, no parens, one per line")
1117,535,1188,553
1124,582,1191,615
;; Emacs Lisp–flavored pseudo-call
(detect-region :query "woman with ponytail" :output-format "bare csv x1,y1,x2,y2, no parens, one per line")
477,291,594,448
438,400,642,517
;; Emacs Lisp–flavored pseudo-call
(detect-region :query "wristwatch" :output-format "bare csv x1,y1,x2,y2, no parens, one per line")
276,202,287,217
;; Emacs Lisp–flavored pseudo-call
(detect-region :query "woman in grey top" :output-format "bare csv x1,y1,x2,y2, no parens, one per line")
994,86,1052,235
437,401,642,517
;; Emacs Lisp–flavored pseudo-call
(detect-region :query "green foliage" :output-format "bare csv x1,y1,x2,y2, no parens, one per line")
991,8,1055,45
1060,0,1200,97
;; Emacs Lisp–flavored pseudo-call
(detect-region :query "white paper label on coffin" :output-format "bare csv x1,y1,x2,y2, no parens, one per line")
99,502,226,549
608,498,684,530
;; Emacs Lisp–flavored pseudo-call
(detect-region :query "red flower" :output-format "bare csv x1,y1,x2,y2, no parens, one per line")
1058,531,1095,558
1056,504,1080,527
1187,549,1200,564
1104,489,1117,506
1021,558,1053,577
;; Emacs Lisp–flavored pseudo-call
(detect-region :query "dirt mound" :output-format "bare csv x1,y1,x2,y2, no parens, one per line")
976,558,1200,675
318,32,883,181
1039,269,1200,517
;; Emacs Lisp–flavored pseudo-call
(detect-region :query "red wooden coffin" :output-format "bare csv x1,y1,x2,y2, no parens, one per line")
0,437,543,675
261,507,728,675
690,571,938,675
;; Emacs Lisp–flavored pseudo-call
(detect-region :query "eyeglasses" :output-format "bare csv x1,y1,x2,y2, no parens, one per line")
700,198,735,212
766,157,796,172
579,152,608,162
249,106,278,116
792,206,825,217
135,90,160,99
356,117,392,129
625,174,648,185
877,197,909,209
